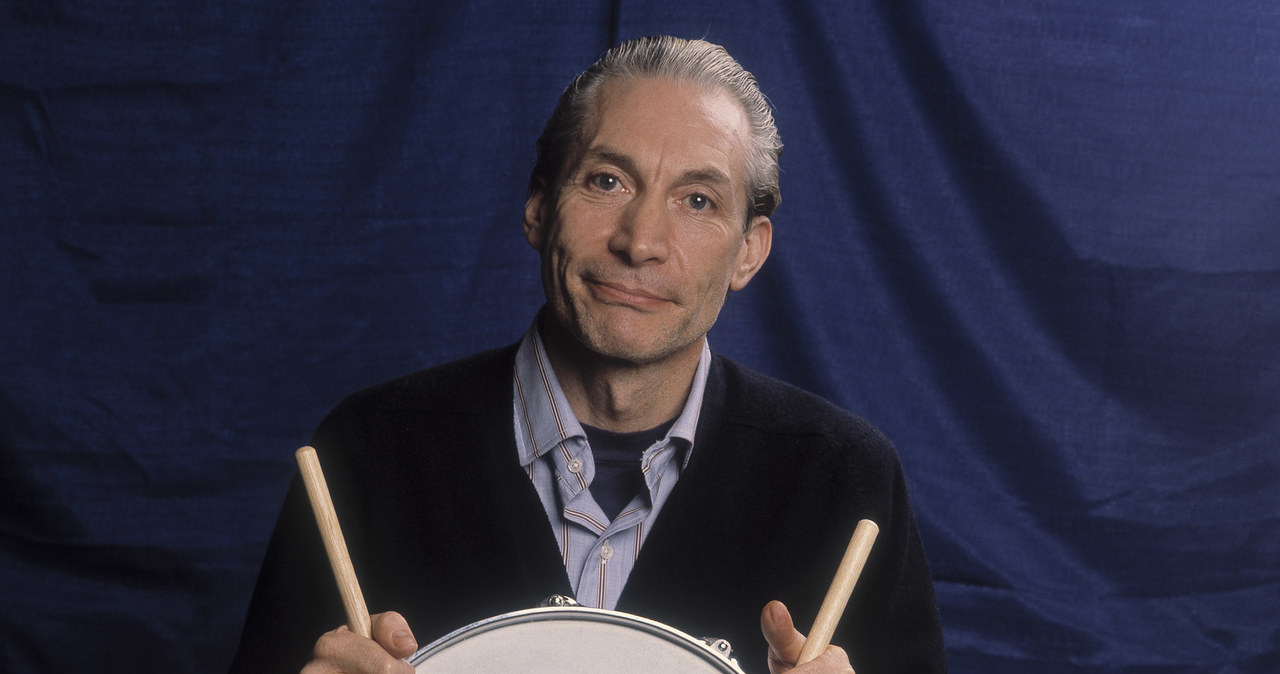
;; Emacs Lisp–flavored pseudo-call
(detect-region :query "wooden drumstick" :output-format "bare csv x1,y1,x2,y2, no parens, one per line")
295,445,373,639
796,519,879,665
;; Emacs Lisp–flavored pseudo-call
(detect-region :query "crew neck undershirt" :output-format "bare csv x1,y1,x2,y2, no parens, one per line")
581,417,678,521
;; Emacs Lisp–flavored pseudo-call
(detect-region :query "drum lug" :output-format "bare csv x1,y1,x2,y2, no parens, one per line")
700,637,740,668
537,594,580,608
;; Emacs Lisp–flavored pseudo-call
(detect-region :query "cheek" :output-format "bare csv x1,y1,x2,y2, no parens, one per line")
693,239,746,287
552,207,609,253
544,246,572,290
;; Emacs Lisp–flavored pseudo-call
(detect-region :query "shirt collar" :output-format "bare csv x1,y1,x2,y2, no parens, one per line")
513,314,710,469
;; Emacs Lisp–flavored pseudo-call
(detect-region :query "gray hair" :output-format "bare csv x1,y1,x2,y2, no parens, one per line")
529,35,783,220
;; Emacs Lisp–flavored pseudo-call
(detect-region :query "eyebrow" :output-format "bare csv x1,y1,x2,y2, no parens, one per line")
678,167,733,189
581,146,734,190
581,147,641,180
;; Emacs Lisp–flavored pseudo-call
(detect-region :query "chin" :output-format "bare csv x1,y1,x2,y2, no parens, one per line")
581,333,669,364
553,303,698,365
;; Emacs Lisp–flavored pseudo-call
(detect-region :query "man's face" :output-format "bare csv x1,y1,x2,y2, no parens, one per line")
524,77,772,366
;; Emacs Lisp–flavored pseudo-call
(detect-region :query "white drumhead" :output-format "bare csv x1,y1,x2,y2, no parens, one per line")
408,605,744,673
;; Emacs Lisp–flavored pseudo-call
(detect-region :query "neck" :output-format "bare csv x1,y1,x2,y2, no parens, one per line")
540,316,702,433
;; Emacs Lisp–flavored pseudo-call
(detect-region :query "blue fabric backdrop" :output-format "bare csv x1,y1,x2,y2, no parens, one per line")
2,1,1277,672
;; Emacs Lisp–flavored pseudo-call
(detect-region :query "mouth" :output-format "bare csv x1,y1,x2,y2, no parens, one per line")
586,278,669,308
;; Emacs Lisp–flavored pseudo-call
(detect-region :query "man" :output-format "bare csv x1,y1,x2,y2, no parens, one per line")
231,36,945,673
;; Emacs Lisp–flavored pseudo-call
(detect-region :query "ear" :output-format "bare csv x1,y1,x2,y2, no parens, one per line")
523,189,549,250
729,215,772,292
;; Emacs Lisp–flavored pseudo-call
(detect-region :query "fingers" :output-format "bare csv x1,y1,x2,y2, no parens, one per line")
301,612,416,674
760,601,855,674
794,645,855,673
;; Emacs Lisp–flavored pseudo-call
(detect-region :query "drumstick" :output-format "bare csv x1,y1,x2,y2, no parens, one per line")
295,445,373,639
796,519,879,665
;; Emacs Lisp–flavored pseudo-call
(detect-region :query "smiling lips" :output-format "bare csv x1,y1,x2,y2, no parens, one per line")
587,277,670,308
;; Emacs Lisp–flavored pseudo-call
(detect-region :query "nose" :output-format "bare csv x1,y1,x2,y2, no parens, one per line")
608,192,670,265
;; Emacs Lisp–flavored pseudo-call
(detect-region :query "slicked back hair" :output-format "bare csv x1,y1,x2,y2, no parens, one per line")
529,36,783,223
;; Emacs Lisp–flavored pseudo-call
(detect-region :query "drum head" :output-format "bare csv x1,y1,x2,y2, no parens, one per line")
408,605,744,673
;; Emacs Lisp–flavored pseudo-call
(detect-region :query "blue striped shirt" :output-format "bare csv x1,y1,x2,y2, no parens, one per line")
512,320,710,610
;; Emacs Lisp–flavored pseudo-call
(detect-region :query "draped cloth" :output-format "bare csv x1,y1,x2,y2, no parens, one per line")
1,2,1277,672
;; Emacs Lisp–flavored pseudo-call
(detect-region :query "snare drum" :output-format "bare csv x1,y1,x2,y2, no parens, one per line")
408,601,745,673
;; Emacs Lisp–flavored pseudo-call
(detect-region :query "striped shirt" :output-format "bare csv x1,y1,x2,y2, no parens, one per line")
512,320,710,610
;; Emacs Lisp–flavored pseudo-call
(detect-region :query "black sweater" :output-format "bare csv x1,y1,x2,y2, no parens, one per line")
230,345,946,673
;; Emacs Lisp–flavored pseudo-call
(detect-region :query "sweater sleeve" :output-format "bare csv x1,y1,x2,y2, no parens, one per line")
226,412,370,674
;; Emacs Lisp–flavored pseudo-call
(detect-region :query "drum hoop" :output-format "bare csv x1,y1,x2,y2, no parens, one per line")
408,605,744,672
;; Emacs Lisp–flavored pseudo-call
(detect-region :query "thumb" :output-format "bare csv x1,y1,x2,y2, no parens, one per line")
761,600,806,673
370,611,419,659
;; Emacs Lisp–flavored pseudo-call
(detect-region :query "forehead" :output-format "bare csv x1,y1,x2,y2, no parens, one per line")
578,77,752,185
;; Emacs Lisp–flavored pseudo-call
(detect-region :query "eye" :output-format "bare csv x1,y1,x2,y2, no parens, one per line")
685,193,714,211
590,173,621,192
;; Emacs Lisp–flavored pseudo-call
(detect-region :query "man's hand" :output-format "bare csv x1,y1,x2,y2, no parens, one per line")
760,601,855,674
301,611,418,674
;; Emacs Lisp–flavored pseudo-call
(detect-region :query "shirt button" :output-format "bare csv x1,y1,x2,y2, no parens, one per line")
600,541,614,561
567,458,583,473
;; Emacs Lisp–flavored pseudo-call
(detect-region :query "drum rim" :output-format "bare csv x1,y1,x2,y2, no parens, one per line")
407,604,744,672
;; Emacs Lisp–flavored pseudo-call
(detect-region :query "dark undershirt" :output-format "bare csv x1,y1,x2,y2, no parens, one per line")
582,417,677,521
